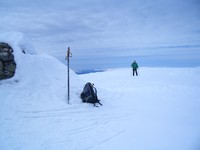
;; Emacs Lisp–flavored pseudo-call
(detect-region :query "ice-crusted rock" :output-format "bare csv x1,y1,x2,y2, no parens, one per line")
0,42,16,80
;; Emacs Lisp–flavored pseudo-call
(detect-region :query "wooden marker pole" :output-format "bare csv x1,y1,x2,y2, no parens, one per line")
65,47,72,104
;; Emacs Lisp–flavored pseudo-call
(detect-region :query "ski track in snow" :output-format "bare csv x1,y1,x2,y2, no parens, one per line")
21,106,131,150
1,77,134,150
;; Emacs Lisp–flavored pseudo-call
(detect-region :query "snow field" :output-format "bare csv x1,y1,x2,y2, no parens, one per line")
80,67,200,150
0,32,200,150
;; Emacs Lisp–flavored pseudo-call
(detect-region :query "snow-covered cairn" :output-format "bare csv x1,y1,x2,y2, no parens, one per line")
0,42,16,80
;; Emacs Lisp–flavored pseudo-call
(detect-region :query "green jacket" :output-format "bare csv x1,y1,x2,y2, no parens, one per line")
131,62,138,69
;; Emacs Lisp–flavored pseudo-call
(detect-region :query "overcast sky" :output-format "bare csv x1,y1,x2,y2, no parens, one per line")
0,0,200,71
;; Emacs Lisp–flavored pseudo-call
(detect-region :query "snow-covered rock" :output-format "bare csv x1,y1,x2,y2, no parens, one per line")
0,31,83,105
0,32,38,81
0,32,37,55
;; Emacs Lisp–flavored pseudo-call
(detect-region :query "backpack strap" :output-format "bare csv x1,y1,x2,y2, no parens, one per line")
98,101,103,106
93,100,103,107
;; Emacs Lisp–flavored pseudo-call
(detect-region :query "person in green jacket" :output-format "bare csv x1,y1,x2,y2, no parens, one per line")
131,60,138,76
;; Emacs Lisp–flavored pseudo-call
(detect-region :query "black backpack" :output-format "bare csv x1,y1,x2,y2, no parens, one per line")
80,82,102,107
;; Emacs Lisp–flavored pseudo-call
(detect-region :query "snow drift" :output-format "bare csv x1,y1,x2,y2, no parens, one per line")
0,32,200,150
0,32,85,149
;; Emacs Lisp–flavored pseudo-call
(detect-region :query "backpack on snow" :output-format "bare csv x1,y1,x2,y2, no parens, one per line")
80,82,102,107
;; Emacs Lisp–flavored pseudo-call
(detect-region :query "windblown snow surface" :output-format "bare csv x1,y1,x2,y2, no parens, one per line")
0,33,200,150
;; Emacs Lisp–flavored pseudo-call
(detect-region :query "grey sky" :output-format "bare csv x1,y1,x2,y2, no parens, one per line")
0,0,200,71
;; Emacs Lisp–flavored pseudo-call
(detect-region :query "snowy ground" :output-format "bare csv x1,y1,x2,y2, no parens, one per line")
0,33,200,150
80,67,200,150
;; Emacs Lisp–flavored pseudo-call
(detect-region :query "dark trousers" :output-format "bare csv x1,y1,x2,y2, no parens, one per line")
133,69,138,76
